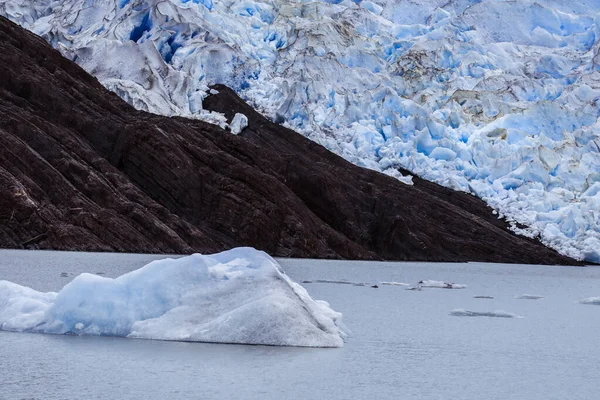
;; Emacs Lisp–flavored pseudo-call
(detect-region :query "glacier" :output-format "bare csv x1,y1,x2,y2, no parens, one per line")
0,248,347,347
1,0,599,262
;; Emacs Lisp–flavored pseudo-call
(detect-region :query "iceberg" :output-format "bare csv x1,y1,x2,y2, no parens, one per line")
407,280,467,290
0,248,347,347
578,297,600,305
515,294,545,300
450,309,521,318
380,281,410,287
311,279,368,286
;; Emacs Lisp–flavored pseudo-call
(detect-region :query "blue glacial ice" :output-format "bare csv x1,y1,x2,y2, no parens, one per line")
1,0,599,262
0,248,347,347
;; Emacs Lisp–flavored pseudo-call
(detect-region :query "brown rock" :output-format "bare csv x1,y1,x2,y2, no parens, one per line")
0,16,579,264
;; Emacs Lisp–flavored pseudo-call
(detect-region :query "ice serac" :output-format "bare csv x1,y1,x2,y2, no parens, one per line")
0,248,346,347
2,0,598,262
0,16,581,264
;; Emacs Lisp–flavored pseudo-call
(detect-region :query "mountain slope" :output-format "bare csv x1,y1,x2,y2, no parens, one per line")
2,0,598,262
0,16,578,264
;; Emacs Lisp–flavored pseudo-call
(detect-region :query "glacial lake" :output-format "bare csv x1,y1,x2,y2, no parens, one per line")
1,250,599,400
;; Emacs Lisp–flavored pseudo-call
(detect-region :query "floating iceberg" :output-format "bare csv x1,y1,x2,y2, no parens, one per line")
307,279,372,286
408,280,467,290
380,281,410,287
0,248,346,347
515,294,545,300
578,297,600,305
450,309,521,318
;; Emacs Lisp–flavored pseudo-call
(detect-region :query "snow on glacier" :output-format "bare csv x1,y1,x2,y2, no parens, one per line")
0,248,347,347
1,0,599,261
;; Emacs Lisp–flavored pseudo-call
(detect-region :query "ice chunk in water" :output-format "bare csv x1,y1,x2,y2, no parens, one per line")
408,280,467,290
579,297,600,305
515,294,545,300
0,248,346,347
450,309,521,318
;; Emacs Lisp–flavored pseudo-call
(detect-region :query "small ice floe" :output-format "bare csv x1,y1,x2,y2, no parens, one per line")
515,294,545,300
313,279,366,286
450,309,521,318
380,281,410,287
407,280,467,290
473,295,494,299
578,297,600,305
306,279,373,287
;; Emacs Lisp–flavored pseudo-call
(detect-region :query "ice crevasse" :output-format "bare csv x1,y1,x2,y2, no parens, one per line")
1,0,599,262
0,248,347,347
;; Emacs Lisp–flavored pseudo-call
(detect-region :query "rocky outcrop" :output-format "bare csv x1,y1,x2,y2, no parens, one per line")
0,16,578,264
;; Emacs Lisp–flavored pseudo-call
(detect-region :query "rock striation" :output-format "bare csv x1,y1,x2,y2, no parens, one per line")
0,17,578,264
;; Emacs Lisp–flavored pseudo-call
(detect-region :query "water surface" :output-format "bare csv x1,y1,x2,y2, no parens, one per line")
1,250,599,400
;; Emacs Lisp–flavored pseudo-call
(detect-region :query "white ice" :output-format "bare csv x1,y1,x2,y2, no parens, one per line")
0,248,346,347
229,113,248,135
411,280,467,289
450,309,521,318
312,279,367,286
515,294,546,300
578,297,600,305
380,281,410,287
2,0,599,262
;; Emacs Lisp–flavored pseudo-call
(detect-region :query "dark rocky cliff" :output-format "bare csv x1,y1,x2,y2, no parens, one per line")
0,17,578,264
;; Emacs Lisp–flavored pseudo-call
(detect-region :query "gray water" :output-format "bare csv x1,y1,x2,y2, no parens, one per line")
1,250,599,400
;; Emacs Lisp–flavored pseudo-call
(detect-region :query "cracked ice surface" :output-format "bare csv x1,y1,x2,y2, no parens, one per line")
2,0,599,261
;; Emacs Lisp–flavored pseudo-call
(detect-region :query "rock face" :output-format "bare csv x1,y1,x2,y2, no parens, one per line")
0,17,578,264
